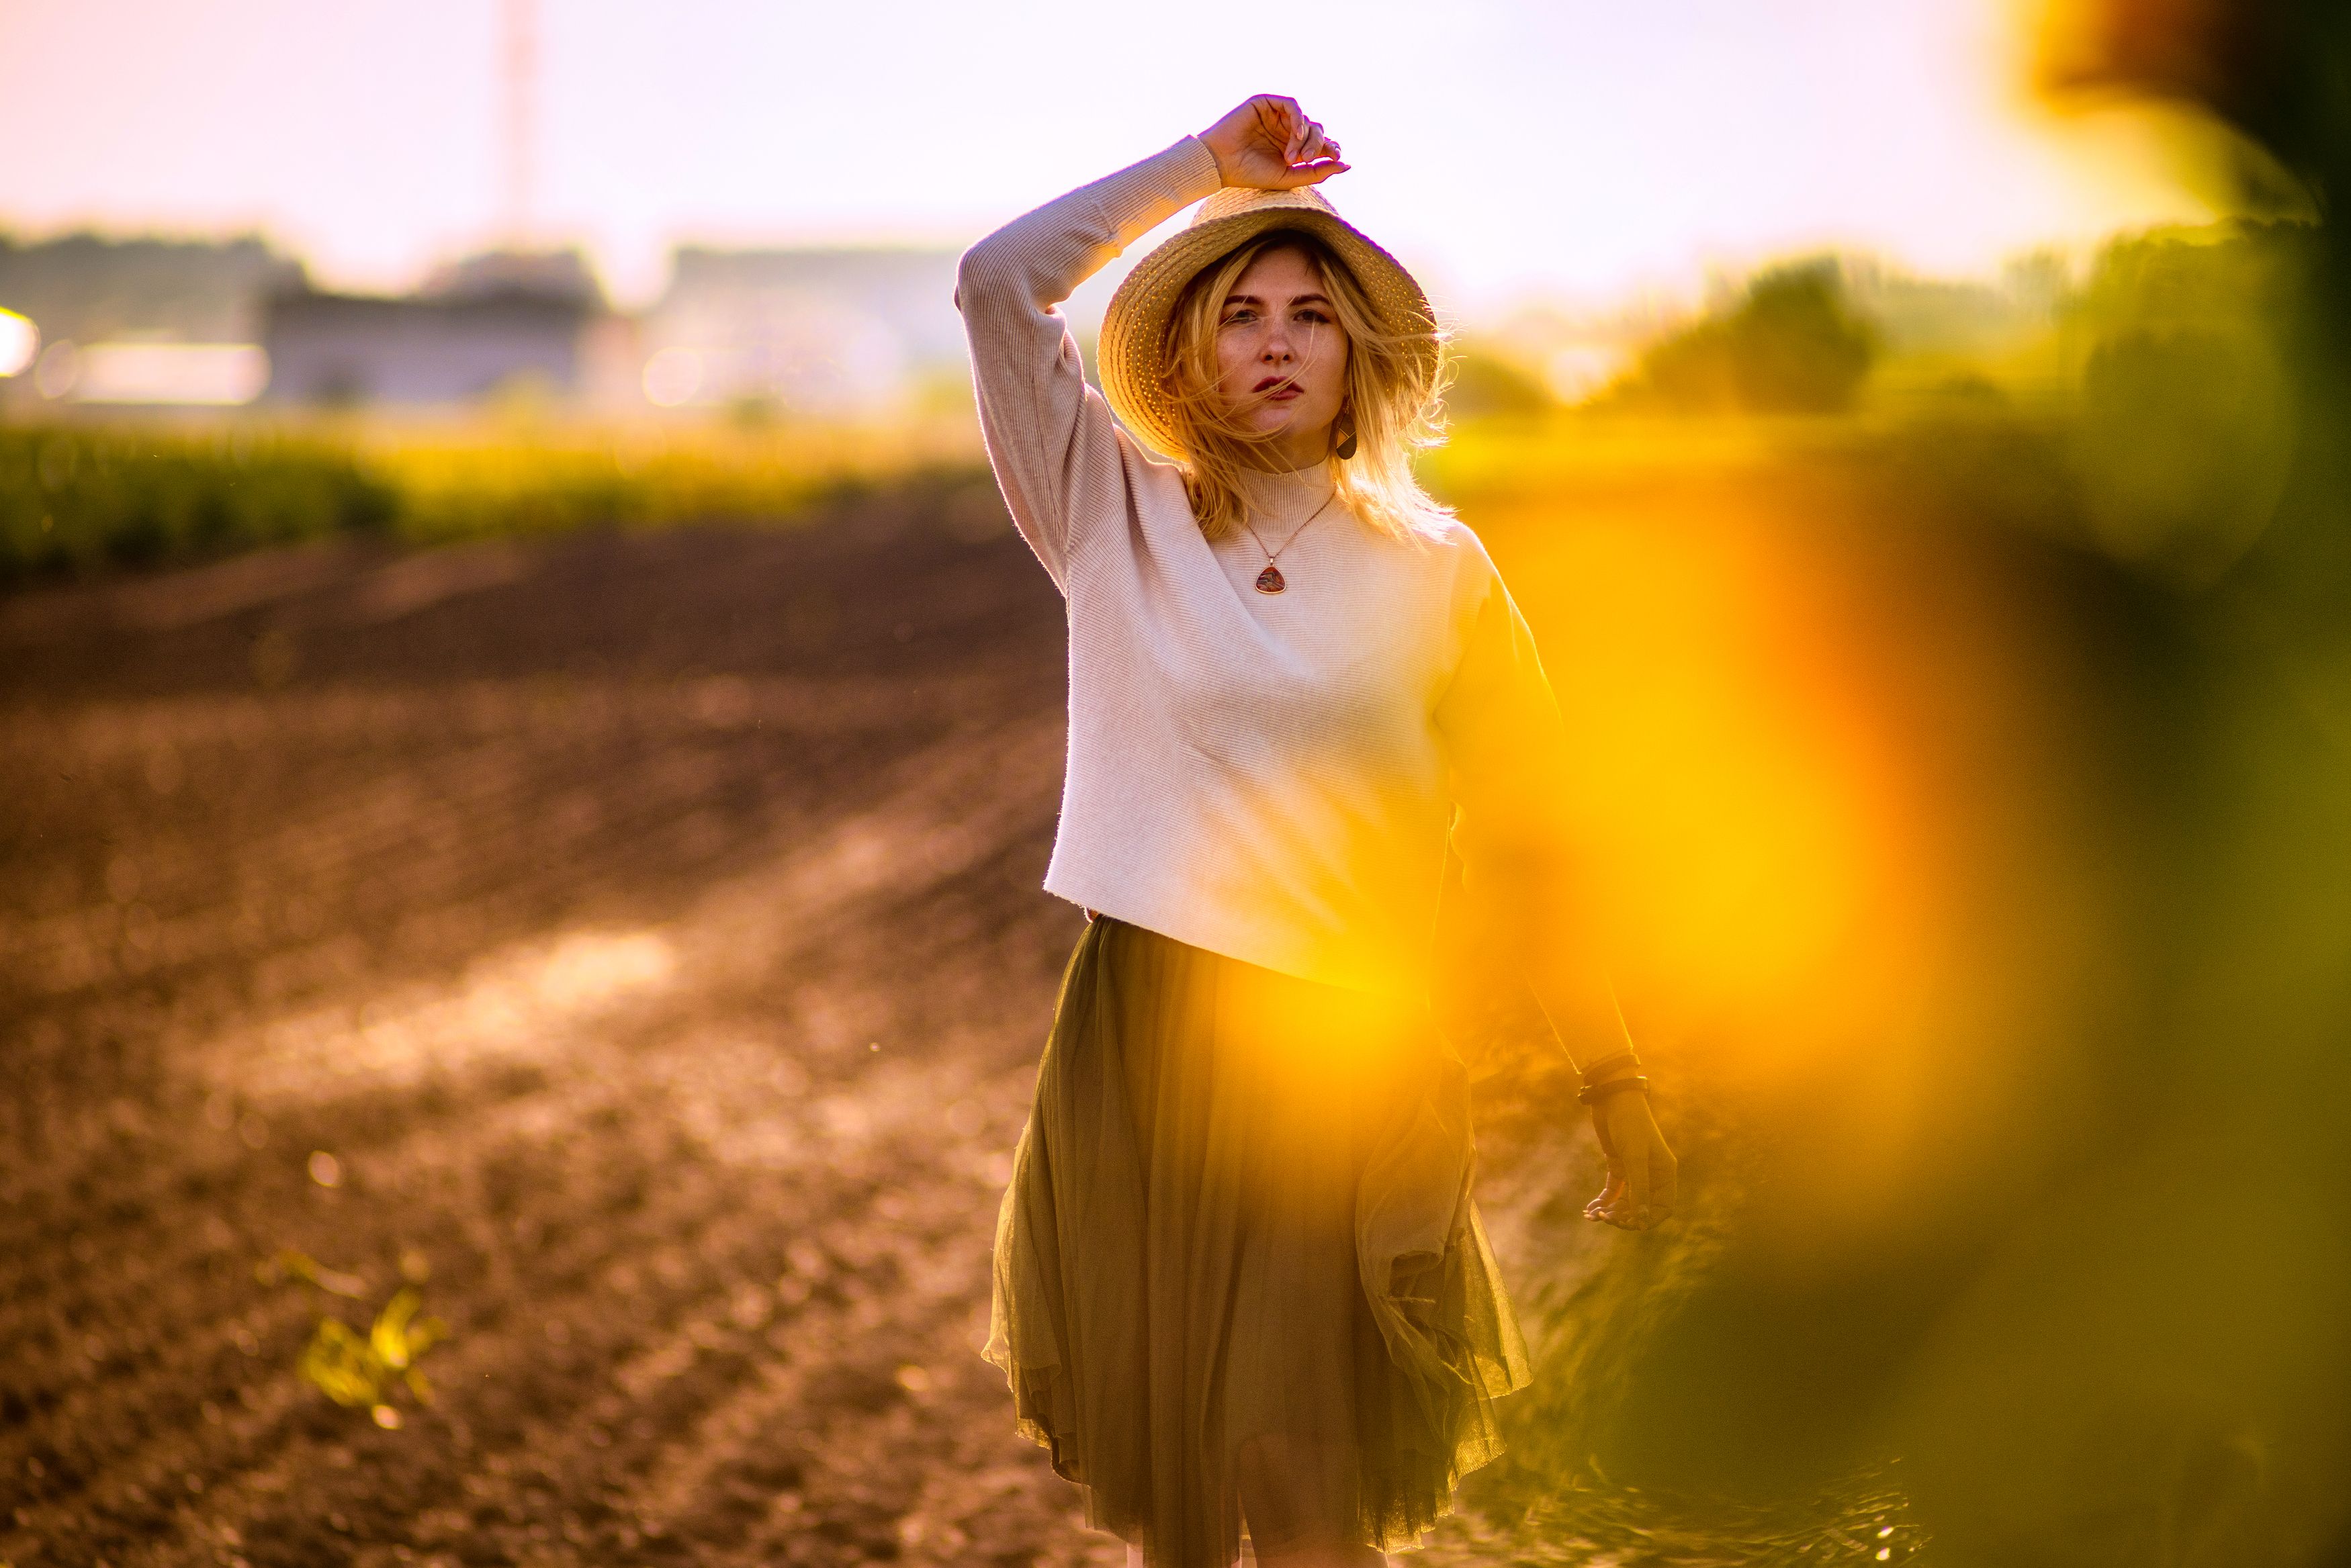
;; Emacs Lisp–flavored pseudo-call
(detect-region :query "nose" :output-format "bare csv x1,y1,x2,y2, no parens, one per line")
1260,324,1295,365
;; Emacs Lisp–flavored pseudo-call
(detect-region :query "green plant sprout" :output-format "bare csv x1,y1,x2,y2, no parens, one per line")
271,1248,447,1430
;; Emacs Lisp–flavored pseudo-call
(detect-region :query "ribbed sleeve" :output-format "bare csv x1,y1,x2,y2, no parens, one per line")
955,136,1223,590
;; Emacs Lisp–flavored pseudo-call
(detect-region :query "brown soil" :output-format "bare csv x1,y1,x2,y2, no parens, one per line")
0,475,1953,1568
0,500,1153,1568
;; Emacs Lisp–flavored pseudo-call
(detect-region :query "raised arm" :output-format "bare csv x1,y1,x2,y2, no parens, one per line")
1433,561,1679,1230
955,138,1220,588
955,97,1347,589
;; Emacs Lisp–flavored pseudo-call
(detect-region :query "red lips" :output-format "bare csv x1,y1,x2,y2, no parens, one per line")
1253,375,1302,400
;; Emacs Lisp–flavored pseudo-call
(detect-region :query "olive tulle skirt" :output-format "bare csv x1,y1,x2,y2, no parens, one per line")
984,916,1531,1567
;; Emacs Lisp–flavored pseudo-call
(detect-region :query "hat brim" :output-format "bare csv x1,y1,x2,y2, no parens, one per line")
1099,192,1437,462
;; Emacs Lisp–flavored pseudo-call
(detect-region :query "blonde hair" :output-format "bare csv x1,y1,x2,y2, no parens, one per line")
1158,229,1453,543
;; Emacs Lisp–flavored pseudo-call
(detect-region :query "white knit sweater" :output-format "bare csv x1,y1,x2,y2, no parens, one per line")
957,136,1573,996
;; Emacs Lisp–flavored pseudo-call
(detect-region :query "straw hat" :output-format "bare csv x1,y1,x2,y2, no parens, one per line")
1099,183,1438,461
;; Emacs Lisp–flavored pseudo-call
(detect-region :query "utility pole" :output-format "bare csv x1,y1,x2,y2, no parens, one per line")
500,0,537,246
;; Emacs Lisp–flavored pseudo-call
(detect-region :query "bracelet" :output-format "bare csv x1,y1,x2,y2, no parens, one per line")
1577,1049,1641,1090
1577,1074,1649,1106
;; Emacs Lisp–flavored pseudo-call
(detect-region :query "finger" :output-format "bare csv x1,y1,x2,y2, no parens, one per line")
1296,120,1327,163
1284,101,1308,157
1269,159,1347,190
1594,1168,1625,1218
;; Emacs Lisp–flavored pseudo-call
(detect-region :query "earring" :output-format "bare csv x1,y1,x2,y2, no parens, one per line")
1333,409,1358,461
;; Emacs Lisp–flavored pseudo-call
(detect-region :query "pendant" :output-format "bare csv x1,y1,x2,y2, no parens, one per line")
1255,564,1286,594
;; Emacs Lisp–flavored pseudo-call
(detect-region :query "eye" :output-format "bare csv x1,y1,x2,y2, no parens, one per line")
1296,309,1331,326
1221,308,1257,327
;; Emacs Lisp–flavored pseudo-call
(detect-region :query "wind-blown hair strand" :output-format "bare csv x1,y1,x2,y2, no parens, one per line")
1157,229,1454,543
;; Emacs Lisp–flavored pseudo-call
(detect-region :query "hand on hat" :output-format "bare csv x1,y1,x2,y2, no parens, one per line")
1199,96,1349,191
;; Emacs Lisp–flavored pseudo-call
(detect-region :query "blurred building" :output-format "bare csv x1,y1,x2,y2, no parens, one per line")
0,232,300,347
261,289,586,405
0,232,299,412
48,338,271,405
635,246,964,413
3,233,995,414
260,248,620,406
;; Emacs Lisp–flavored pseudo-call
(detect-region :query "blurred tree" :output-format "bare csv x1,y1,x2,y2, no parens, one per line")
2066,226,2303,580
1724,263,1879,412
1611,259,1877,414
1630,316,1738,411
0,426,394,580
1444,344,1555,418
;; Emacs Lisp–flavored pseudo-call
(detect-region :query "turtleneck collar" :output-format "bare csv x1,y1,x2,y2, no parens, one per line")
1232,459,1339,529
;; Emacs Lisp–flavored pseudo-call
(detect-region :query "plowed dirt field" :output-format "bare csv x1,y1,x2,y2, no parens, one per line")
0,500,1613,1568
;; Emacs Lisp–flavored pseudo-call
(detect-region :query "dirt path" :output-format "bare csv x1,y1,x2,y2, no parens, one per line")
0,512,1152,1568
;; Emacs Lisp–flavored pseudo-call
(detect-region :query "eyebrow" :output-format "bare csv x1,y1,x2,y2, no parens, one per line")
1223,291,1333,309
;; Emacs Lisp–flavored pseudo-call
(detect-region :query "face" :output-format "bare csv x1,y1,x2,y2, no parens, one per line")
1211,244,1351,458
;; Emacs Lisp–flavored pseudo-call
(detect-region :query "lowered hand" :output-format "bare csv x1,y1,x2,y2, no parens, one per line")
1585,1088,1678,1230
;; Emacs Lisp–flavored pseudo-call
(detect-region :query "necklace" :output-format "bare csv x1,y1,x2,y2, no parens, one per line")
1239,486,1339,595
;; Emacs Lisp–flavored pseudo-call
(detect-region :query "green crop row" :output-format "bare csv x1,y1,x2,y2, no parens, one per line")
0,417,993,584
1,424,397,580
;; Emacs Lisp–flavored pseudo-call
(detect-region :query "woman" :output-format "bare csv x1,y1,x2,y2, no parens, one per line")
957,95,1678,1568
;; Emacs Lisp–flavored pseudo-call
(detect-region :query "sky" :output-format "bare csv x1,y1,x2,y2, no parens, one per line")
0,0,2206,317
